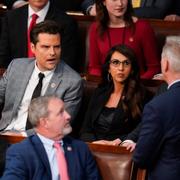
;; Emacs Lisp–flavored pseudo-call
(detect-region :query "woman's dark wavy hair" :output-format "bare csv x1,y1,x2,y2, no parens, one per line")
95,0,134,37
100,44,145,119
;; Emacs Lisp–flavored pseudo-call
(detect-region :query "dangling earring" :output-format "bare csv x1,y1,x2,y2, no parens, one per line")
107,73,112,82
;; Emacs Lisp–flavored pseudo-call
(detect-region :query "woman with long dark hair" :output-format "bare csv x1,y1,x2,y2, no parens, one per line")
88,0,160,79
81,44,152,151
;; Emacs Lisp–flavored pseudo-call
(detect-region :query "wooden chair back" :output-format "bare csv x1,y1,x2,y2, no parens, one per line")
88,143,146,180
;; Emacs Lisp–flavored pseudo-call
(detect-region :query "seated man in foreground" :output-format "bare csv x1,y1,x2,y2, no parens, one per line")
1,96,100,180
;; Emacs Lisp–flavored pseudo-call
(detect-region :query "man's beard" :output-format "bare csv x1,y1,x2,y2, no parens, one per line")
62,125,72,136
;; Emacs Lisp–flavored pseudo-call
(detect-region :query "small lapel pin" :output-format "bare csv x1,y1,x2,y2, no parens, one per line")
51,83,56,88
67,146,72,151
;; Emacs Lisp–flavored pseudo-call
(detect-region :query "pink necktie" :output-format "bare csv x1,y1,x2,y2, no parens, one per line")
54,142,69,180
27,14,38,57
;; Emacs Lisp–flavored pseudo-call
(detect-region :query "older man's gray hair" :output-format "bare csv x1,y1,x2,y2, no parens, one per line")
28,95,59,127
162,36,180,73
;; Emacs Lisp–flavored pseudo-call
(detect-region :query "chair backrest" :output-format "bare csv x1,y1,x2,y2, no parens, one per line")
87,143,146,180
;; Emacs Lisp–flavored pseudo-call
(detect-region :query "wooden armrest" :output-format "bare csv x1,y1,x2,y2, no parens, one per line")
0,133,25,144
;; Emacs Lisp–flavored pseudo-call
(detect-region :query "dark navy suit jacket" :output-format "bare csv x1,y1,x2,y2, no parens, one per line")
2,135,100,180
133,81,180,180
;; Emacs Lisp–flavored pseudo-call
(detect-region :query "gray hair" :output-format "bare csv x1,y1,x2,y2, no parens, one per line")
28,95,58,127
161,36,180,73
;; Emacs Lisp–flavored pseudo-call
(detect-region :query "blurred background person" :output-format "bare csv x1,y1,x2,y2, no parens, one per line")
82,0,180,21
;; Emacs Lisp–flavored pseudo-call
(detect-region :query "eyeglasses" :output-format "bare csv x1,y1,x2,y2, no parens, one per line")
110,59,131,68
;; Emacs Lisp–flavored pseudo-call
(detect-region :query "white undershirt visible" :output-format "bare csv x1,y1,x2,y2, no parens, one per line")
5,62,54,131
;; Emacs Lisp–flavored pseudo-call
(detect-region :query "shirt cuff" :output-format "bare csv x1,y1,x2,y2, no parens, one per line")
121,140,134,145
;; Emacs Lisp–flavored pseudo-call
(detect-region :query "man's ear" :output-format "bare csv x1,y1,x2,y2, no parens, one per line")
164,59,169,73
39,117,48,128
31,43,35,53
161,58,169,74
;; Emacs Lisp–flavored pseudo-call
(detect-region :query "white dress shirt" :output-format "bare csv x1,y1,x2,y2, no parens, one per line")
28,1,50,27
5,63,54,132
37,133,63,180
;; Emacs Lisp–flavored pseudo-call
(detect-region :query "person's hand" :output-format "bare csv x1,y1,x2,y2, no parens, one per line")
164,15,180,21
89,4,96,16
121,141,136,152
13,1,28,9
92,138,121,146
110,138,122,146
153,73,164,80
132,16,138,23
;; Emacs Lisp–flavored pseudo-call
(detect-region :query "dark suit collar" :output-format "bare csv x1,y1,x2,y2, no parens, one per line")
29,135,78,179
31,135,77,179
90,85,113,124
45,2,58,20
168,80,180,90
16,5,29,55
62,136,76,179
28,135,52,178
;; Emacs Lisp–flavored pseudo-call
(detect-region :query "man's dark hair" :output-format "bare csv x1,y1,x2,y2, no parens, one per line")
30,20,62,45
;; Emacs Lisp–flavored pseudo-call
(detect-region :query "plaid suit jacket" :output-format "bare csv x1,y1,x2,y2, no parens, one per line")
0,58,83,130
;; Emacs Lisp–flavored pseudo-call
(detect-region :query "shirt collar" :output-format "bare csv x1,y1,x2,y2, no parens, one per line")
168,79,180,89
37,133,63,148
34,62,55,77
28,1,50,20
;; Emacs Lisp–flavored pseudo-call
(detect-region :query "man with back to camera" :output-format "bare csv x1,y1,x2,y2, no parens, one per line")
133,36,180,180
0,0,79,71
1,96,100,180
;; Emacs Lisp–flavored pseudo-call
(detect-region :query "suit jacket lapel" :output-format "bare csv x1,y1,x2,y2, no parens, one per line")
29,135,52,178
169,81,180,90
12,61,35,114
45,62,63,95
45,3,55,20
63,137,76,179
91,87,112,124
17,5,29,56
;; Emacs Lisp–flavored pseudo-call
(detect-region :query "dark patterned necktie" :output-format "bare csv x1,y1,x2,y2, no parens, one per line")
26,73,45,130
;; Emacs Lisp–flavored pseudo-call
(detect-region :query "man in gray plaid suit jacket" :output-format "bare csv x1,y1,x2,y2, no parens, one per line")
0,20,83,135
